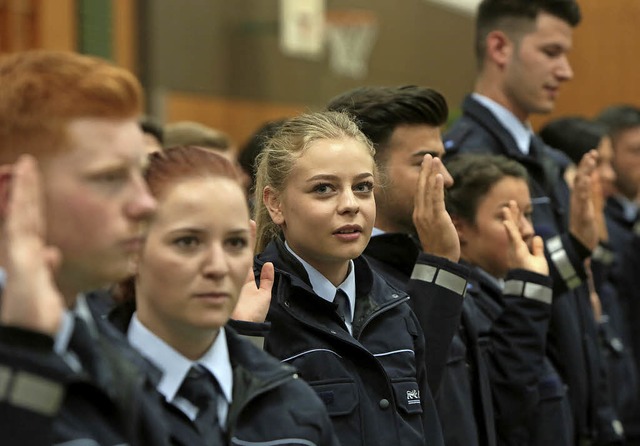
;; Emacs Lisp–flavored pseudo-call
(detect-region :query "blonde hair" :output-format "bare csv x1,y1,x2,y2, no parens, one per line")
253,111,375,253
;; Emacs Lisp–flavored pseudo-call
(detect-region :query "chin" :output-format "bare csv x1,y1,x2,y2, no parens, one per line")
535,101,556,114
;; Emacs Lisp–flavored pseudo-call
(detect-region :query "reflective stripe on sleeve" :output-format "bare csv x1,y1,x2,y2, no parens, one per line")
504,279,552,304
411,264,467,296
546,236,581,289
0,369,65,416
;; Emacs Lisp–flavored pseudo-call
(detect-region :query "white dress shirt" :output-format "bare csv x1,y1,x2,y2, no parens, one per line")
285,241,357,335
128,314,232,427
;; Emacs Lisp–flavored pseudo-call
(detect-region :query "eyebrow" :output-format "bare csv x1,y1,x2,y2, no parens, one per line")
306,172,374,182
168,227,205,235
410,150,443,158
497,202,533,211
228,228,250,236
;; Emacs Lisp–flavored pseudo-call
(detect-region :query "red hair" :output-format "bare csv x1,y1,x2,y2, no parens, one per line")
112,146,243,303
145,145,242,200
0,50,142,164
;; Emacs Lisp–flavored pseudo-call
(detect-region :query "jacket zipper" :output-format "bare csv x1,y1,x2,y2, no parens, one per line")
356,295,410,341
226,371,296,436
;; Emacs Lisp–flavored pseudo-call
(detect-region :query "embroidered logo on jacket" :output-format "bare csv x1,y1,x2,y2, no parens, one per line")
406,389,421,405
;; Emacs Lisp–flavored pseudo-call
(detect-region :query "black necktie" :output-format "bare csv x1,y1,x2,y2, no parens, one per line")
529,134,544,158
68,315,98,377
334,288,351,324
179,365,225,446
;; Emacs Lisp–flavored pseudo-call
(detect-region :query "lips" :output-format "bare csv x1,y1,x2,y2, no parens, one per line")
193,291,229,298
333,225,362,235
544,86,559,97
192,292,230,300
332,225,364,242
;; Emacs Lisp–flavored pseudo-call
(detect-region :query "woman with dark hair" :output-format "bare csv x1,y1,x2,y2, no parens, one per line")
445,153,572,446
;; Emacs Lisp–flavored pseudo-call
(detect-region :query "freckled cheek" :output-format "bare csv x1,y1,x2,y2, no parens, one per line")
48,194,115,248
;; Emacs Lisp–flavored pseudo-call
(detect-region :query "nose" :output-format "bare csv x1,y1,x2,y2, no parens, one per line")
557,55,574,81
203,242,229,279
125,172,156,221
600,163,617,185
519,213,535,245
440,162,454,188
337,189,359,214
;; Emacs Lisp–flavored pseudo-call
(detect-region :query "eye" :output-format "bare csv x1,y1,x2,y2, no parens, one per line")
173,235,201,250
542,46,563,58
225,236,249,250
94,169,128,184
312,183,335,194
354,181,374,193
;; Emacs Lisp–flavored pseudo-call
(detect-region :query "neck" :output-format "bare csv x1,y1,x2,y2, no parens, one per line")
173,329,219,361
373,201,415,235
56,273,85,309
137,309,218,361
316,261,350,288
475,76,529,123
373,216,404,235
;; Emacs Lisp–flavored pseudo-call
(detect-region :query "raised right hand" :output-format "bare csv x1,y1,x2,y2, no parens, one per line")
569,150,599,251
503,201,548,276
1,155,65,336
412,155,460,262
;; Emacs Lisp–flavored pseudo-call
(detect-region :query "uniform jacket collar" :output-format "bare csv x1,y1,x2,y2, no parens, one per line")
256,238,409,338
365,232,421,277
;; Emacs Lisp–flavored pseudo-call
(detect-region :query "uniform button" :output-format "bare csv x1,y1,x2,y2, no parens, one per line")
391,293,399,299
284,300,290,307
379,399,390,409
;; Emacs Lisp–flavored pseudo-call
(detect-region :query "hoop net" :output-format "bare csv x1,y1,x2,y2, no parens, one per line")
326,10,378,79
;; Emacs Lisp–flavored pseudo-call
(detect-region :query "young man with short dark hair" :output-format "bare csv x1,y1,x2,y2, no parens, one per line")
444,1,625,444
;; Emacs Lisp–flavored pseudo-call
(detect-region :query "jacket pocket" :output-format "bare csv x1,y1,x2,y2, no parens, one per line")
392,380,423,415
311,381,358,416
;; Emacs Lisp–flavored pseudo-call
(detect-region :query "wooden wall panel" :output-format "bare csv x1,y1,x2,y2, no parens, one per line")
112,0,136,72
532,0,640,128
37,0,76,51
165,92,306,148
0,0,76,53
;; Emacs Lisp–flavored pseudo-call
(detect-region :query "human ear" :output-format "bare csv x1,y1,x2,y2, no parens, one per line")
486,30,513,68
451,215,468,245
263,186,285,225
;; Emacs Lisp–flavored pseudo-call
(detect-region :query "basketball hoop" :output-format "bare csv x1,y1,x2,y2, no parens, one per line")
325,10,378,79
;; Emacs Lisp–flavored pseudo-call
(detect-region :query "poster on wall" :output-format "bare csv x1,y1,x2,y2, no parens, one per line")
279,0,326,60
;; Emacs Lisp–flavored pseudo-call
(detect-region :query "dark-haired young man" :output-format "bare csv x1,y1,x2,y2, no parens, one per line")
596,105,640,254
328,85,469,446
444,0,624,444
597,105,640,445
329,84,574,446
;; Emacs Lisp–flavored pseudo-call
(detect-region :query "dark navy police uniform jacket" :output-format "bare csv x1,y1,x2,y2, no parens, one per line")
242,237,462,446
444,95,625,445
